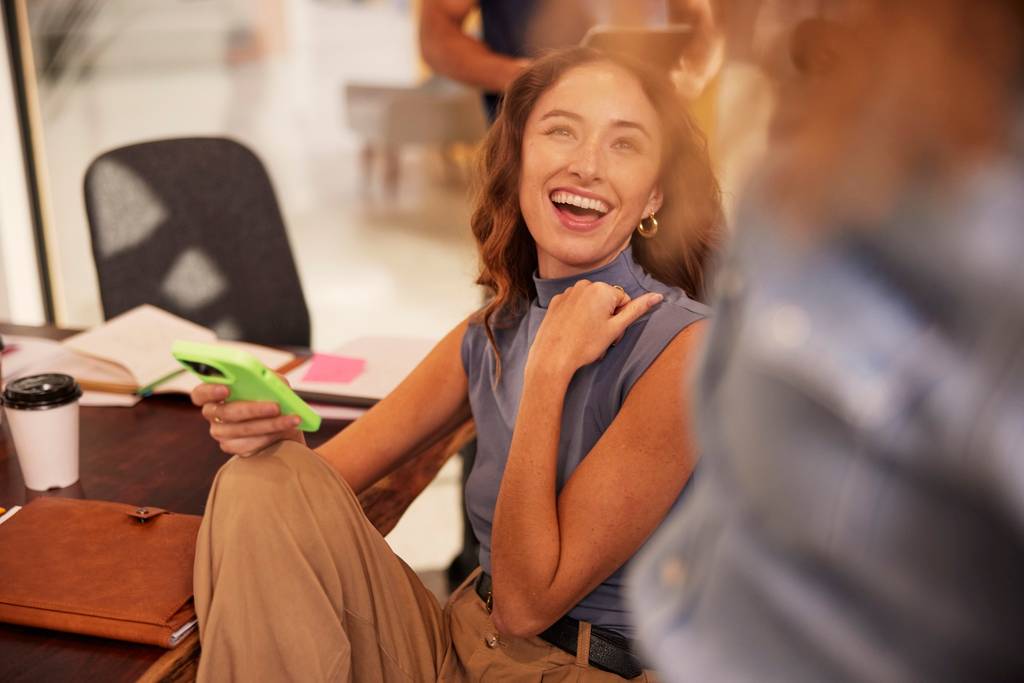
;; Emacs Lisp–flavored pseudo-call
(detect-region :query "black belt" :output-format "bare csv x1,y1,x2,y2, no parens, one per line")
474,572,643,679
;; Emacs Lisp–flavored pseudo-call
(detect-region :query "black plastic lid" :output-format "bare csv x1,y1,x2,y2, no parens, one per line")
1,374,82,410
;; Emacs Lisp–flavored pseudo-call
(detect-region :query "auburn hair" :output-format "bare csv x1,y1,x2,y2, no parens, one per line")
469,47,724,366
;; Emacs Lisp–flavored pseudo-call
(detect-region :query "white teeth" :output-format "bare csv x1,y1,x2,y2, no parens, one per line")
550,191,610,215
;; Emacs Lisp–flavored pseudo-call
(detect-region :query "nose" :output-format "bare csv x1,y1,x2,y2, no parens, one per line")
566,138,604,183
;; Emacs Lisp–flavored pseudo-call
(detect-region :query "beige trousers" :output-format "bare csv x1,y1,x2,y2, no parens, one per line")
193,441,657,682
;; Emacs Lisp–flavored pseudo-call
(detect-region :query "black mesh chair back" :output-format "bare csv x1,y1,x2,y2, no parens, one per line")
84,137,311,347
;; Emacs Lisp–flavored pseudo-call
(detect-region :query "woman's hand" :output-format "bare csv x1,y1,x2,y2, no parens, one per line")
191,382,305,457
528,280,663,378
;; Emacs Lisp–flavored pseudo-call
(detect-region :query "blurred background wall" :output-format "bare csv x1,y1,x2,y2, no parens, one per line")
13,0,485,349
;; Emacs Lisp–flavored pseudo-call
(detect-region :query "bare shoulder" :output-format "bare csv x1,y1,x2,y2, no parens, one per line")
600,317,708,449
635,318,709,390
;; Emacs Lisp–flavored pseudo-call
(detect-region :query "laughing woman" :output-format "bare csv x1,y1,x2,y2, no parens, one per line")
190,47,722,682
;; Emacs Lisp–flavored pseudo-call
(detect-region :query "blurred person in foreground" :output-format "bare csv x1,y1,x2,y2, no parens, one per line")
628,1,1024,681
189,46,723,681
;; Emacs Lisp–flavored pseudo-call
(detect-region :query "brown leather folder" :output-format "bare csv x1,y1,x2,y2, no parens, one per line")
0,497,201,648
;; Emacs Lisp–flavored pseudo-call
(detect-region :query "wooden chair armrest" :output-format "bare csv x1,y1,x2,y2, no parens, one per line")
358,419,475,536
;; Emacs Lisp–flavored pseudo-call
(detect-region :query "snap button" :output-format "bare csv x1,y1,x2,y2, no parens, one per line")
485,633,499,648
720,267,746,298
126,506,167,523
769,304,811,349
660,557,688,588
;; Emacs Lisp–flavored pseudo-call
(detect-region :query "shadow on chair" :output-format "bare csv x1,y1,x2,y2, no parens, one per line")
83,136,310,347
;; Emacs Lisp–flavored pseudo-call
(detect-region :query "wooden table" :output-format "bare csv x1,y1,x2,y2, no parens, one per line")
0,323,472,682
0,324,350,683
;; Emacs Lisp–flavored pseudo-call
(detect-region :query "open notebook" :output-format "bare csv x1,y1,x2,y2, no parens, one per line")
2,305,296,397
4,305,299,401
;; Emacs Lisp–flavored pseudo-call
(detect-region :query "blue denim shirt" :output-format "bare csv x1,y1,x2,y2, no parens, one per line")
627,135,1024,681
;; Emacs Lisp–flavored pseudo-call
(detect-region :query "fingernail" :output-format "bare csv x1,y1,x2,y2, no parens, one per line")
290,416,301,426
653,293,664,303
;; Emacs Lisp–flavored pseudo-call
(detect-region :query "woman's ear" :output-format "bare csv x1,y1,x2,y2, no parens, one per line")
646,186,665,216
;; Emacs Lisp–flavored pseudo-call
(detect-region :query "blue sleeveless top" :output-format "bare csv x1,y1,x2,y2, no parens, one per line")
460,246,709,637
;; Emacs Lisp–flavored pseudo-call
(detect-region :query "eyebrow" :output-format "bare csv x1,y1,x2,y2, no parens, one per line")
539,109,652,140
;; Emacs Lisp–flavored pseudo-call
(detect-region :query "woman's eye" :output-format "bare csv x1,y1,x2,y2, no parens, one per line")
544,126,574,138
613,138,640,152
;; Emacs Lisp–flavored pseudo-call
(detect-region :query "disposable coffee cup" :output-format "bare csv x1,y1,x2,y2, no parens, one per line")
2,373,83,491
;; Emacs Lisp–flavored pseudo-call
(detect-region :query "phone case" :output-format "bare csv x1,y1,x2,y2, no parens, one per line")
170,340,321,432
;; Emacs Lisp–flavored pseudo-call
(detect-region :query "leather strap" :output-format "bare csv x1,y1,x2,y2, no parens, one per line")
475,572,643,679
125,506,169,523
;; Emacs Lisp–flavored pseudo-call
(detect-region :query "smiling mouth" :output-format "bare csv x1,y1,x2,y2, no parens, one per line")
550,190,611,222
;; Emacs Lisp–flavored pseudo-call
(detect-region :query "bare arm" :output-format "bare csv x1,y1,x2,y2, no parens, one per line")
419,0,529,93
317,319,471,493
489,281,704,636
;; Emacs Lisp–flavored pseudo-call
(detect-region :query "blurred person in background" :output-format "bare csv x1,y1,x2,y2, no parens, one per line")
190,46,723,681
628,0,1024,680
419,0,719,121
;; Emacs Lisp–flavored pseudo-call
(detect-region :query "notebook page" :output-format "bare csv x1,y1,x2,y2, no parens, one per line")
62,305,216,390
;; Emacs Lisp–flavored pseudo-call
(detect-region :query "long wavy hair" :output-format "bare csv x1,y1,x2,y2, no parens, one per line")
470,47,723,366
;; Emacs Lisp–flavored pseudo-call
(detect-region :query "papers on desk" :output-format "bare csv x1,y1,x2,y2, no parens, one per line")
2,336,140,406
62,305,215,393
301,353,366,383
308,403,367,421
79,391,143,408
1,335,64,378
1,305,295,400
287,336,435,406
3,312,435,415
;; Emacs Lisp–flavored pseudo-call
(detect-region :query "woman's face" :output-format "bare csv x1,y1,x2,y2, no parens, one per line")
519,62,664,279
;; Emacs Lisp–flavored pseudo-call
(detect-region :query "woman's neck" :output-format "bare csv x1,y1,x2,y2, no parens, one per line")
535,242,631,279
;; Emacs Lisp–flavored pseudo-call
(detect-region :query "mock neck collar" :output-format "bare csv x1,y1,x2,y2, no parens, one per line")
533,247,645,308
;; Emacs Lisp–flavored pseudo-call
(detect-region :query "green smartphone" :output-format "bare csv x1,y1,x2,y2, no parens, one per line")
171,340,322,432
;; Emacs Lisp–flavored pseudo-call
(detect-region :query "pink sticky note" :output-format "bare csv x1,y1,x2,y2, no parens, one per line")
301,353,366,384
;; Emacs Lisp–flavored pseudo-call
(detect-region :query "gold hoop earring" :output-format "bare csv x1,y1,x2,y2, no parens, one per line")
637,214,659,239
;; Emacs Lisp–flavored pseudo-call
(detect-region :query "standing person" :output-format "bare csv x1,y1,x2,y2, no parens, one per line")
190,46,722,681
420,0,719,120
628,1,1024,680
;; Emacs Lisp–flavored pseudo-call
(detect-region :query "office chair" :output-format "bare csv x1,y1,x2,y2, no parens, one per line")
83,136,310,347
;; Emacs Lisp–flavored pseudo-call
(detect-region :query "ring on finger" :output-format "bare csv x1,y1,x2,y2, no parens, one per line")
612,285,625,294
213,415,223,424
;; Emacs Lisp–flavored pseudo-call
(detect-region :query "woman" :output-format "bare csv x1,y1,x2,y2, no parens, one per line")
190,46,722,681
